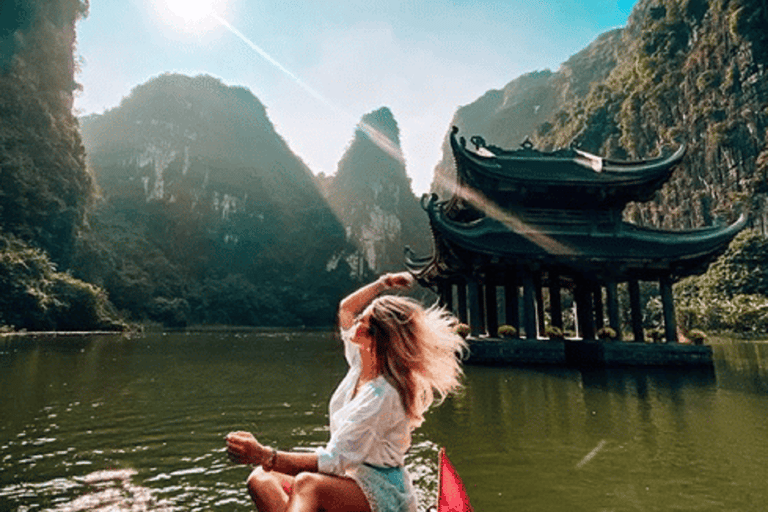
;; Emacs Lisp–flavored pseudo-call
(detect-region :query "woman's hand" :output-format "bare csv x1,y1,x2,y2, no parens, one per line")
226,431,266,465
379,271,415,291
339,272,416,330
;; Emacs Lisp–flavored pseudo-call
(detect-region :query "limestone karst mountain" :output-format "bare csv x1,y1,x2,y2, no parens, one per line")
432,28,625,197
78,73,356,326
323,107,431,277
433,0,767,234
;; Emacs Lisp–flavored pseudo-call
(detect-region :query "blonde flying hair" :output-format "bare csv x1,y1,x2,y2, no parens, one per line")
364,295,467,425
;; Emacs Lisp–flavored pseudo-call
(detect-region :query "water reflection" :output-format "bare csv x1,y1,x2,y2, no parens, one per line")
2,333,768,511
421,358,766,512
713,342,768,394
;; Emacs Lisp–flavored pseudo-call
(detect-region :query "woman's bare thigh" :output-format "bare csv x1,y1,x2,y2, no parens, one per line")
288,472,371,512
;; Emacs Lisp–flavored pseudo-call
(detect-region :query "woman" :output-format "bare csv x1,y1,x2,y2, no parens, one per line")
226,271,466,512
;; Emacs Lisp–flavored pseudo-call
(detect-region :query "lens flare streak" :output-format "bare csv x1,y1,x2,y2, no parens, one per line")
210,13,405,165
435,174,578,256
576,439,607,469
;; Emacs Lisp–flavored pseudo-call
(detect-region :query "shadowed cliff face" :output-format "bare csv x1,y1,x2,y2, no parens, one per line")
323,107,431,276
434,0,768,233
0,0,93,265
78,74,356,327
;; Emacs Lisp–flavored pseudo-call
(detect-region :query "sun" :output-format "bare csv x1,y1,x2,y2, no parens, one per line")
153,0,227,33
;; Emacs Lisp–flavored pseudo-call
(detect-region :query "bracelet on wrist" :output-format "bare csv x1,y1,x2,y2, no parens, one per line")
262,447,278,472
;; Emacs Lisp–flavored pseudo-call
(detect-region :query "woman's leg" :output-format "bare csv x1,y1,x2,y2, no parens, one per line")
286,472,371,512
247,467,295,512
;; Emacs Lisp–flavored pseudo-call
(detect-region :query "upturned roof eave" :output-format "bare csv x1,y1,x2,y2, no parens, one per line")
450,128,685,187
425,198,746,265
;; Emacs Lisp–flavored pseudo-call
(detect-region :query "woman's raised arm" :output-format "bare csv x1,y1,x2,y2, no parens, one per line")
338,272,415,330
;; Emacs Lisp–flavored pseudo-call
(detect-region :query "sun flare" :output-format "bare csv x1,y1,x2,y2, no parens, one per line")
154,0,227,33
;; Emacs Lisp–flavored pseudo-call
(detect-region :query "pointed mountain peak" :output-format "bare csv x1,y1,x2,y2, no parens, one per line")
357,106,401,148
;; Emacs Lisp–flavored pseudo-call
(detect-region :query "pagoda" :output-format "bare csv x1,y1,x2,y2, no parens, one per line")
407,127,746,366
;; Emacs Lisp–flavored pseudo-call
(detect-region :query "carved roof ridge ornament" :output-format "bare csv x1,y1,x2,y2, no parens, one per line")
450,127,685,171
574,147,604,173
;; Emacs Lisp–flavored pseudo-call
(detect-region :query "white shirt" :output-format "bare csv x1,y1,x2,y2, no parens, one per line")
315,328,415,476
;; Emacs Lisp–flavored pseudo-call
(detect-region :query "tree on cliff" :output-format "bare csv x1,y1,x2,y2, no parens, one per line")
0,0,123,331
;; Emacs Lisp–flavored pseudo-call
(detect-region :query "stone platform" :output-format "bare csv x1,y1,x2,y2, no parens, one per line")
466,338,713,368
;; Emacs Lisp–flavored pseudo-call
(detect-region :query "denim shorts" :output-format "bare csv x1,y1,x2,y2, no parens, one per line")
349,464,417,512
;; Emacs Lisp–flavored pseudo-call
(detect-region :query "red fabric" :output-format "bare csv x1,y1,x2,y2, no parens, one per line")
437,448,473,512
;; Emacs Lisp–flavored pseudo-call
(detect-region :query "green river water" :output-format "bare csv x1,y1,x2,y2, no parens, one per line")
1,331,767,511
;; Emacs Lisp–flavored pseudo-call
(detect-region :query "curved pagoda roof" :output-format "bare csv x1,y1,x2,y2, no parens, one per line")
450,127,686,209
407,194,748,282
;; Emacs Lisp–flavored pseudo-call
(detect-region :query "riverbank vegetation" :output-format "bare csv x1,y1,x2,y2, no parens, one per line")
0,234,125,331
675,228,768,335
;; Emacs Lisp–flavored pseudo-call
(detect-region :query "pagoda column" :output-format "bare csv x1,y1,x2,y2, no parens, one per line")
660,274,677,343
628,279,644,342
485,275,499,338
439,281,452,311
522,272,537,339
456,280,468,324
504,271,520,336
593,284,604,330
478,282,487,334
549,271,563,331
534,273,546,336
575,278,595,340
606,280,621,340
468,278,483,337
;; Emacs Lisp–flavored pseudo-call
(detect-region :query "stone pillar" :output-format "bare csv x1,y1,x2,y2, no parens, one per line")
478,282,487,334
485,276,499,338
439,281,452,311
468,278,483,337
550,271,563,331
660,274,677,343
593,284,604,331
534,273,546,336
628,279,644,343
522,272,537,339
606,280,621,340
504,272,520,336
575,278,595,340
456,280,468,324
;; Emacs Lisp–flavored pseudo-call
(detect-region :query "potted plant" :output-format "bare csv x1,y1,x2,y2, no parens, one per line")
454,323,470,339
597,326,618,341
687,329,707,346
497,324,517,339
544,325,564,340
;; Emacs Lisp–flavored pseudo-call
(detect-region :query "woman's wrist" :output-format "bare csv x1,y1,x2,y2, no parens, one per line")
261,446,278,471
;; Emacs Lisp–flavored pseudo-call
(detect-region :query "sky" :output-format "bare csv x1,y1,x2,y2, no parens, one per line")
74,0,637,195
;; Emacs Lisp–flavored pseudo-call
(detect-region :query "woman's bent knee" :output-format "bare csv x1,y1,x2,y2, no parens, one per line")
292,472,321,493
246,468,290,512
247,467,279,497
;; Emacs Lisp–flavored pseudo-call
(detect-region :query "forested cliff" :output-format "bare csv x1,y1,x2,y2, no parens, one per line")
0,0,122,331
322,107,431,277
77,74,358,327
435,0,767,233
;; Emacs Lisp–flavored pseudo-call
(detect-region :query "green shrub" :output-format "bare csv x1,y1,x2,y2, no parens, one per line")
597,326,618,340
648,328,665,343
0,235,125,331
455,323,470,338
497,324,517,338
545,325,564,339
687,329,707,345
